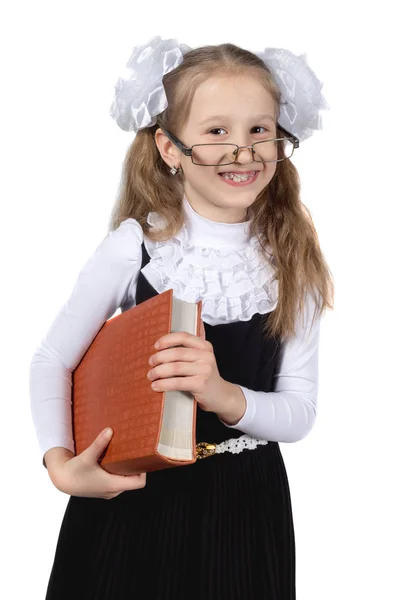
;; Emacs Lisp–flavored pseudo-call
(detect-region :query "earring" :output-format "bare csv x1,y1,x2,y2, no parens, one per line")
170,165,181,175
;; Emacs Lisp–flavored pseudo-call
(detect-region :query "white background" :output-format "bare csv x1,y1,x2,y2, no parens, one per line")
1,1,399,598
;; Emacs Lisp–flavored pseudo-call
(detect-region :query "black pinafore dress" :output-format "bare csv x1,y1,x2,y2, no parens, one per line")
45,242,296,600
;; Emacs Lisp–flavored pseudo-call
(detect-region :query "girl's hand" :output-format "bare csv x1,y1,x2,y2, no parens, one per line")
47,428,147,499
147,320,236,415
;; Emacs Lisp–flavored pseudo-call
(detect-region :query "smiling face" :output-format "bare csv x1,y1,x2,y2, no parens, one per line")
155,73,278,223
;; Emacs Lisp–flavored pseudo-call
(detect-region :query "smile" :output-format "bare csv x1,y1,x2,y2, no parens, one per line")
218,170,259,185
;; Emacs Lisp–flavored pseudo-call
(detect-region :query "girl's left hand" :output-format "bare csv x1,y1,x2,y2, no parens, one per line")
146,320,230,414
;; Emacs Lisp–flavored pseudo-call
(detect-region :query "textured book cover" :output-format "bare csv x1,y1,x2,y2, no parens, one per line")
72,288,202,475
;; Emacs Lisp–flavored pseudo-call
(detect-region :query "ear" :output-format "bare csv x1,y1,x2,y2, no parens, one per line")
154,128,181,168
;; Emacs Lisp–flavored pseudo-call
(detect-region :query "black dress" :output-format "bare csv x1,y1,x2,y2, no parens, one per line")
45,242,296,600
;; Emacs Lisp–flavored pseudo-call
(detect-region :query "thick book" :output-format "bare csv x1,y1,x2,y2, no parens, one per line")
72,288,203,475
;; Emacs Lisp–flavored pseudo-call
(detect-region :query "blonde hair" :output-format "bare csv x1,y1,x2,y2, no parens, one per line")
109,43,334,341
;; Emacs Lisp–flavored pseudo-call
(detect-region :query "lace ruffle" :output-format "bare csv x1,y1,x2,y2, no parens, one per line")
141,211,279,326
215,434,268,454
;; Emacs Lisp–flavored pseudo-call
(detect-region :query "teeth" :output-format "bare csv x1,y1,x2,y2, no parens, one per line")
221,171,256,182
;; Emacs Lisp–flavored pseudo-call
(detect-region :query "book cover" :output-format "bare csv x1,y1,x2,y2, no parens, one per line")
72,289,202,475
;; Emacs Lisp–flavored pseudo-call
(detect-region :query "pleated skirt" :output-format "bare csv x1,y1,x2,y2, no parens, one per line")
45,441,295,600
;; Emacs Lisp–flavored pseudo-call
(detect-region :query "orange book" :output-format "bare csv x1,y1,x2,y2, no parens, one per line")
72,289,202,475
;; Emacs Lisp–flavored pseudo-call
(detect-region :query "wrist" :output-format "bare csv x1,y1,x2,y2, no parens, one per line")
44,447,74,476
217,382,247,425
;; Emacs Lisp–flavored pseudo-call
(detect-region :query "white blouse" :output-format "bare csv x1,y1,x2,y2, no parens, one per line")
29,195,321,463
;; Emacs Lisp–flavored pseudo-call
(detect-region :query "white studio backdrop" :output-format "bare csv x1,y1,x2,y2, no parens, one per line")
1,1,398,598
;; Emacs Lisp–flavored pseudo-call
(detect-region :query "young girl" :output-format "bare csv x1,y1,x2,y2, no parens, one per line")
30,36,334,600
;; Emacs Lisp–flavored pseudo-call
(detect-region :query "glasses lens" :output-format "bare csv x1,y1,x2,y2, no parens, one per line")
191,140,295,165
253,138,295,163
191,144,239,166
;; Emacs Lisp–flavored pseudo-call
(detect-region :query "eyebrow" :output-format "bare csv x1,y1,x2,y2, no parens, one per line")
198,114,276,126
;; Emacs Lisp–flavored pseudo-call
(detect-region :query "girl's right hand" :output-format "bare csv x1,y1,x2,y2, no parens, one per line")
46,428,147,500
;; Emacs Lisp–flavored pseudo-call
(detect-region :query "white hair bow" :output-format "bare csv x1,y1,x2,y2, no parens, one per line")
110,35,328,142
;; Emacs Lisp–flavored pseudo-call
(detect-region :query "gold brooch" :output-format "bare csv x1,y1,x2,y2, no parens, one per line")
196,442,217,460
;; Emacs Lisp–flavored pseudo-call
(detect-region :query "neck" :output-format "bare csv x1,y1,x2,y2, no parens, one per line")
182,194,251,249
183,191,249,224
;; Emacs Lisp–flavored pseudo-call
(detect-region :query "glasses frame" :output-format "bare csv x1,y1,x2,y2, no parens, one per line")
159,123,300,166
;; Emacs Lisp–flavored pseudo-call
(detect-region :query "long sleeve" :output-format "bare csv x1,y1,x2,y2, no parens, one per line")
221,292,321,443
29,218,144,466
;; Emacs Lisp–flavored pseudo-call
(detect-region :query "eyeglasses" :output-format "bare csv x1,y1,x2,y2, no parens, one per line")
159,124,299,167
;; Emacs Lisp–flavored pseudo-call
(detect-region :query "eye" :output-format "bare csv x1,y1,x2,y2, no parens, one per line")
207,126,272,136
251,126,270,134
208,127,227,135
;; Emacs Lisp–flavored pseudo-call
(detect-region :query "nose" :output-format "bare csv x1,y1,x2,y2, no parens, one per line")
233,145,255,165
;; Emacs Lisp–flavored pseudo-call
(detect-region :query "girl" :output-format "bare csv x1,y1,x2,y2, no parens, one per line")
30,36,334,600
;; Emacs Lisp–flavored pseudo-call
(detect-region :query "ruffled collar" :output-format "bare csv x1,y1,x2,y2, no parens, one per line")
141,195,279,326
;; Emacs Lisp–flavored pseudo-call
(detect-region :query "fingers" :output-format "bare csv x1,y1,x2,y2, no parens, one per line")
107,472,147,493
148,361,211,383
81,428,113,463
90,429,147,491
149,346,212,369
91,431,147,496
155,329,210,351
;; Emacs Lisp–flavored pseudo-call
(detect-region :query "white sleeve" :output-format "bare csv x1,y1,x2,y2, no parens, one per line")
29,218,144,466
221,292,321,443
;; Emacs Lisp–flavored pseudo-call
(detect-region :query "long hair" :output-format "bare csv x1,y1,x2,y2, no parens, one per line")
109,43,334,342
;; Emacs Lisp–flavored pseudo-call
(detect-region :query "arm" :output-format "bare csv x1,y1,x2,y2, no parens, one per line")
29,219,144,467
219,292,321,443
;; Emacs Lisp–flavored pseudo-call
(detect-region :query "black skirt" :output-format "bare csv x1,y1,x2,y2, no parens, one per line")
44,243,296,599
